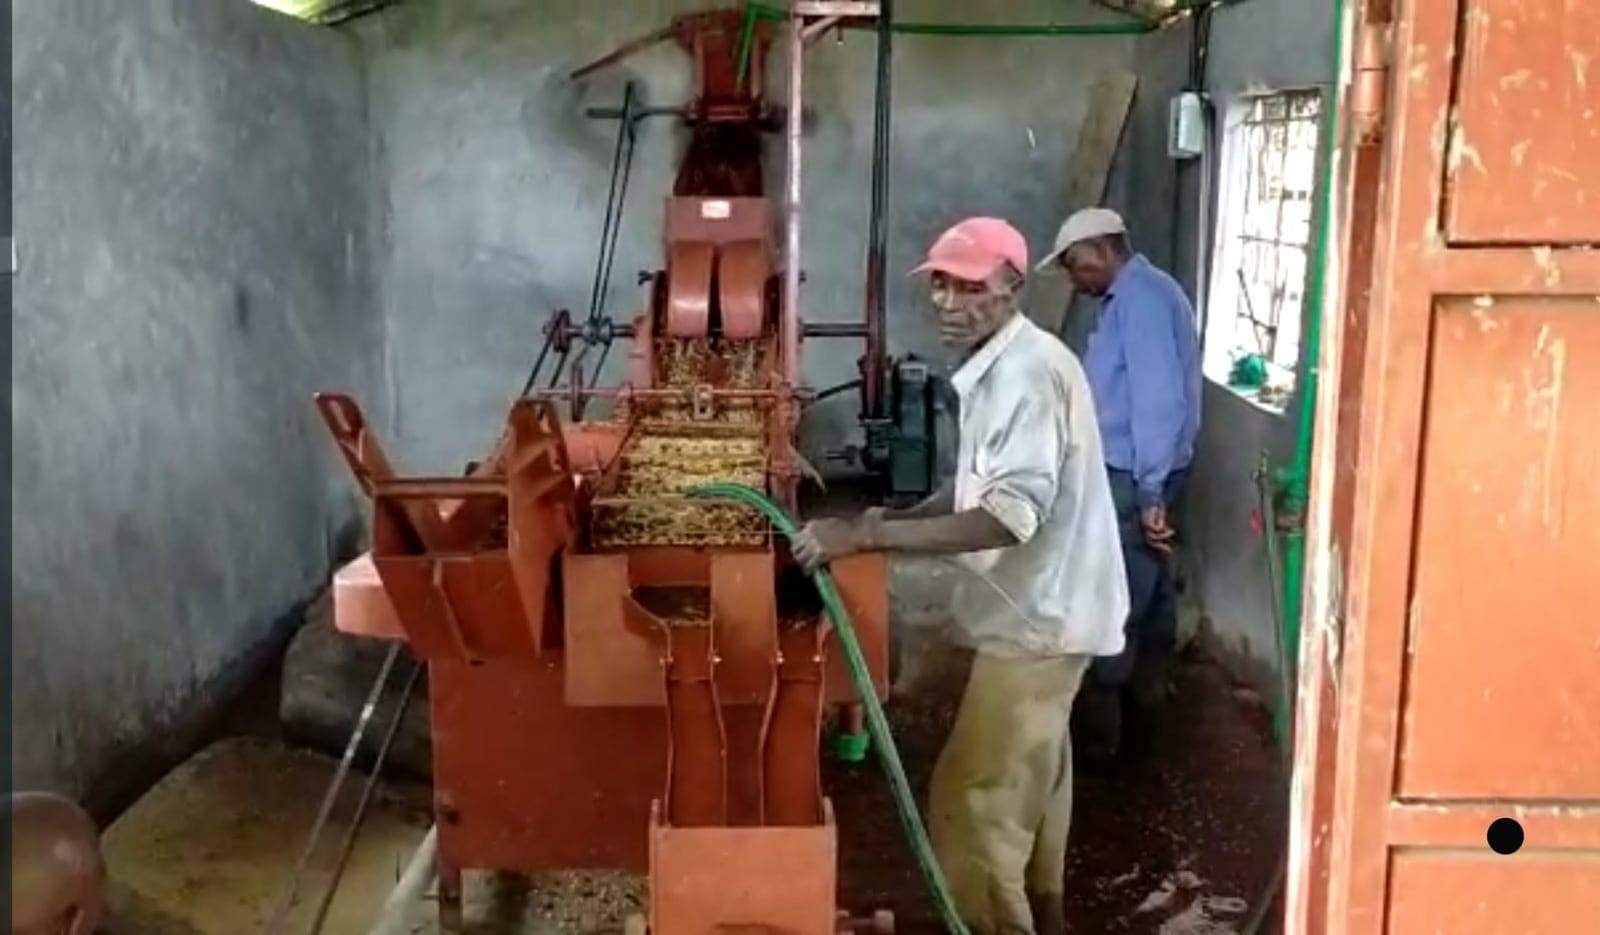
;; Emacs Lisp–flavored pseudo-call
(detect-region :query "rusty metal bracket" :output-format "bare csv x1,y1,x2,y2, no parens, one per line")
314,392,384,497
314,393,453,552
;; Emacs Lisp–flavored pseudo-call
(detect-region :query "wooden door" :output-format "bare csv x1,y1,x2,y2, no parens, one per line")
1290,0,1600,931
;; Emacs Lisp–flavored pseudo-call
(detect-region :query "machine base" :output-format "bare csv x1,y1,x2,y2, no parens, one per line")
649,799,836,935
430,658,666,875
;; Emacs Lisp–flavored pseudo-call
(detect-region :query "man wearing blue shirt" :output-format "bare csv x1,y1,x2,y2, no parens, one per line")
1039,207,1201,760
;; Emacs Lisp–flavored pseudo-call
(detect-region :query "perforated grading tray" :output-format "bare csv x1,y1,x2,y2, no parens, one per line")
590,496,769,548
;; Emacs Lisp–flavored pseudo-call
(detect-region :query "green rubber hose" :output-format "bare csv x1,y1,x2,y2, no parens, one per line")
690,483,971,935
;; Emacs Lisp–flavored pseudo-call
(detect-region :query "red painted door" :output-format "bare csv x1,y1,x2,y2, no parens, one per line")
1290,0,1600,931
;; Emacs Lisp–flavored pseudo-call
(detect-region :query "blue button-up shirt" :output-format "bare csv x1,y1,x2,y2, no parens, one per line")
1082,254,1202,509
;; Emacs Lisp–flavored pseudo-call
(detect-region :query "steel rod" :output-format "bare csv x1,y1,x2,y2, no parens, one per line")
520,309,571,398
862,0,892,421
374,477,506,499
577,81,638,422
889,20,1151,35
587,339,615,393
519,327,555,397
803,322,870,337
582,104,685,121
566,340,594,419
594,88,640,327
586,84,637,328
783,5,804,386
545,346,573,390
745,3,1152,36
812,379,863,403
551,322,638,342
263,642,403,935
306,662,424,935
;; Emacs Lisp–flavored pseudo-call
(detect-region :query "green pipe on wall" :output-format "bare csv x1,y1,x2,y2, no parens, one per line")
1272,0,1349,739
738,3,1154,96
890,21,1154,35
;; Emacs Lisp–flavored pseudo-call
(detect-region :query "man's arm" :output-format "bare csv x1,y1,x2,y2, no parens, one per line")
1121,289,1188,510
867,507,1016,553
881,477,955,521
792,392,1063,571
788,478,955,574
790,502,1014,573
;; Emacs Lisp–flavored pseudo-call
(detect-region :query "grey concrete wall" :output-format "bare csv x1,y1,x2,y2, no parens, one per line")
350,0,1143,472
1125,1,1337,674
1114,21,1191,279
1206,0,1336,97
1065,16,1193,354
1184,384,1295,669
12,0,382,809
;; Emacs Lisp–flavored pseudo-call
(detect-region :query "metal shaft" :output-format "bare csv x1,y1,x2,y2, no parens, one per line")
783,6,804,386
803,322,870,338
262,641,402,935
306,661,424,935
862,0,893,420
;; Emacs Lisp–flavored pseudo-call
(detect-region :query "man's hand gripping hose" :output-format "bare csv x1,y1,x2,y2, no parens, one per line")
689,484,971,935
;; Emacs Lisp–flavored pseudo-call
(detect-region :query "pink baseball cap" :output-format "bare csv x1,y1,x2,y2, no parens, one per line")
909,217,1029,282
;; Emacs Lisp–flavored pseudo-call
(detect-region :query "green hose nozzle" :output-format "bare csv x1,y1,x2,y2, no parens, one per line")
829,729,871,763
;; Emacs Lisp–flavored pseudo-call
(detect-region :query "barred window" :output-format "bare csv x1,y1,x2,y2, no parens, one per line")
1205,89,1324,411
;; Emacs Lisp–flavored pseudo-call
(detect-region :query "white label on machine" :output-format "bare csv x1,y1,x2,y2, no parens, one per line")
700,200,731,220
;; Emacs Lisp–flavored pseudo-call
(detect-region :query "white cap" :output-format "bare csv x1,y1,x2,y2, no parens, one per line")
1036,207,1127,271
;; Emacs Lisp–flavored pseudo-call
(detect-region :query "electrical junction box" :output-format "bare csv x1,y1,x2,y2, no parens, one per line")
1168,91,1207,159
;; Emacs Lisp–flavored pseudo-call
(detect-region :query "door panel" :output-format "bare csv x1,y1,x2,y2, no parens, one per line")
1445,0,1600,243
1398,296,1600,799
1388,852,1600,932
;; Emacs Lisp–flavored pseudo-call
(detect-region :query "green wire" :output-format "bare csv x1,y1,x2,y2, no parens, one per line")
735,3,760,89
689,483,970,935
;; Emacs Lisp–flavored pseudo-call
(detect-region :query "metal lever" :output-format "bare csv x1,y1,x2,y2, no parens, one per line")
584,104,688,123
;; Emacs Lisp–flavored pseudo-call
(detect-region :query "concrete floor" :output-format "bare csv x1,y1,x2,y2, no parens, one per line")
101,737,432,934
98,737,649,935
380,869,646,935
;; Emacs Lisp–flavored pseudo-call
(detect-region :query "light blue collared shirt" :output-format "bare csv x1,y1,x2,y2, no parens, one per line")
1082,254,1202,508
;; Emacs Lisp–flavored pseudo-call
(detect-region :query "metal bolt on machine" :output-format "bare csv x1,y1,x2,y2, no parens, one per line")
314,5,922,932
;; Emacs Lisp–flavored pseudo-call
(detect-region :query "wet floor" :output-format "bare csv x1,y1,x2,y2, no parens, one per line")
830,636,1288,934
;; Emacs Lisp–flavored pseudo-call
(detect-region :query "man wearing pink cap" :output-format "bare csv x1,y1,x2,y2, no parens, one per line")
793,218,1128,934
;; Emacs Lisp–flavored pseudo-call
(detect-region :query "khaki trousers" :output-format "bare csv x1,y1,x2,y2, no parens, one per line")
929,651,1091,934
